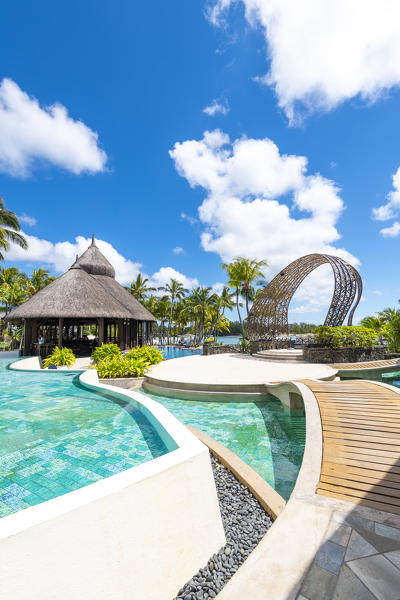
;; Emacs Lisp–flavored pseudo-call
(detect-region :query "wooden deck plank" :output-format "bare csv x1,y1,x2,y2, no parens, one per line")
301,378,400,514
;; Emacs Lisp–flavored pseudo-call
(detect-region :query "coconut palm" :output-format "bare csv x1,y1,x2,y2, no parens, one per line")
155,295,171,344
211,286,234,339
0,197,28,260
125,273,156,301
190,286,214,342
27,268,55,296
236,257,269,316
221,260,246,338
159,279,187,343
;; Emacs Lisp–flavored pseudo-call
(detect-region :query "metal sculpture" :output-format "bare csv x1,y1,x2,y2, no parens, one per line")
247,254,362,340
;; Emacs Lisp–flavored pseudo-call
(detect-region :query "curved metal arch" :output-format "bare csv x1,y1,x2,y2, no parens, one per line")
247,253,362,340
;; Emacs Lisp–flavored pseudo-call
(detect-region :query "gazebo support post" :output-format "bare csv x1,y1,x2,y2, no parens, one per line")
58,317,64,348
117,319,124,350
98,317,104,345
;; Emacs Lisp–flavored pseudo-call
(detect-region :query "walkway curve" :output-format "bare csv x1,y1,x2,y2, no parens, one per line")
302,378,400,515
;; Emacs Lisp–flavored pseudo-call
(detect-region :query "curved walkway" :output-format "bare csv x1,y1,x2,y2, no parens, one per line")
330,357,400,370
302,378,400,515
216,378,400,600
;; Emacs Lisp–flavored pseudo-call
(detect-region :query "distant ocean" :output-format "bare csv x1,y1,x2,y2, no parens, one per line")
216,335,240,345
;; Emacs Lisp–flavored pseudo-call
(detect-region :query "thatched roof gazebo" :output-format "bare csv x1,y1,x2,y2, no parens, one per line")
6,236,156,356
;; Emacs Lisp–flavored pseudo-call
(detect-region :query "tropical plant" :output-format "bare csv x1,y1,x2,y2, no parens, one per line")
125,345,164,365
154,295,170,344
381,313,400,352
237,257,269,316
125,273,156,301
43,346,76,368
238,337,250,353
221,260,246,338
313,326,377,348
27,268,55,296
96,355,150,379
159,279,186,343
91,343,121,364
0,197,28,260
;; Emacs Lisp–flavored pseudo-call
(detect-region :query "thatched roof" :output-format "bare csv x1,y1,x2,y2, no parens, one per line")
6,237,156,322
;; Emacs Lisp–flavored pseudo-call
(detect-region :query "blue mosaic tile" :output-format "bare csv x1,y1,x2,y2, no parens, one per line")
0,358,171,517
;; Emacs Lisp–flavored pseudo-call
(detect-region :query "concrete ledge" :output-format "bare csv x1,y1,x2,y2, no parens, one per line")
188,426,286,520
100,376,144,390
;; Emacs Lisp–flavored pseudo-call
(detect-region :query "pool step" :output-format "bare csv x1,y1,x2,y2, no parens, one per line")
253,350,305,362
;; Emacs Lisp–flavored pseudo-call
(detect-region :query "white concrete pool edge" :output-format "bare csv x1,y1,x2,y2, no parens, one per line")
1,357,226,600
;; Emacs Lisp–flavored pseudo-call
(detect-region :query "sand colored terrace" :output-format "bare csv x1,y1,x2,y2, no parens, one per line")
146,354,336,394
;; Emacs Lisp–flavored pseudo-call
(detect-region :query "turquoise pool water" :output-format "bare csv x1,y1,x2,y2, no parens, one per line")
0,358,171,518
159,346,202,359
141,390,306,500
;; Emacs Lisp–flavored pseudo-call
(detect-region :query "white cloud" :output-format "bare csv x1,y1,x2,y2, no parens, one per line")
172,246,185,255
170,129,359,311
0,78,107,177
203,99,230,116
209,0,400,123
373,166,400,221
6,233,201,293
380,221,400,238
6,234,141,285
18,213,37,227
373,290,383,295
181,212,197,225
149,267,199,291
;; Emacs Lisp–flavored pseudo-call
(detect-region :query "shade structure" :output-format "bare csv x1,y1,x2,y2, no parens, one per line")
6,236,156,355
247,253,362,340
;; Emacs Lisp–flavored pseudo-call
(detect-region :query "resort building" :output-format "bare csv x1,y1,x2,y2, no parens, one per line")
6,236,156,355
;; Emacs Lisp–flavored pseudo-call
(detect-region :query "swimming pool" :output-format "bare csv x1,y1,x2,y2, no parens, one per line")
0,358,172,518
159,346,202,360
140,390,306,500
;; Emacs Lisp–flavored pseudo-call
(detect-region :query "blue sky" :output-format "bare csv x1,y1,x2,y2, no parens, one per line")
1,0,400,323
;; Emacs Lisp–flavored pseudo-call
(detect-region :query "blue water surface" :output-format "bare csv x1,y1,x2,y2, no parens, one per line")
0,358,170,518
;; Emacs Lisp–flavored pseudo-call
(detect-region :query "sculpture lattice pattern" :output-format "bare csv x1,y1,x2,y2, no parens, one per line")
247,254,362,340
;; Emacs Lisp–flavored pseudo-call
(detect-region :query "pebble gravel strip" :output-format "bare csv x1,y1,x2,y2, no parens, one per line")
174,453,273,600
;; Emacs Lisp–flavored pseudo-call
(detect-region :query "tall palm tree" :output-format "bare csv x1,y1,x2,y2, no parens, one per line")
236,257,269,316
190,286,213,342
125,273,156,301
221,260,246,338
28,268,55,296
211,286,234,339
155,295,171,344
0,197,28,260
160,279,186,343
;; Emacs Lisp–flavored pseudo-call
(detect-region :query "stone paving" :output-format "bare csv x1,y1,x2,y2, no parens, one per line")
297,510,400,600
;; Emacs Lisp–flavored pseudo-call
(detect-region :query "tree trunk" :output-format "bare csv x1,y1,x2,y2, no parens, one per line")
236,290,245,338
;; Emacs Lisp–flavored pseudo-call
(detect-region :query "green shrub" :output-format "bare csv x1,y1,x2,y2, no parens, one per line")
204,337,215,343
44,346,76,368
96,356,150,379
125,346,164,365
312,326,377,348
91,343,121,364
239,337,250,353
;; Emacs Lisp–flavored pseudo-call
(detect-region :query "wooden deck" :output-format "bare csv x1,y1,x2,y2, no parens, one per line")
329,357,400,370
302,379,400,515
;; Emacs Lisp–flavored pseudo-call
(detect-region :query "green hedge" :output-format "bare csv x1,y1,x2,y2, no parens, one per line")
312,326,377,348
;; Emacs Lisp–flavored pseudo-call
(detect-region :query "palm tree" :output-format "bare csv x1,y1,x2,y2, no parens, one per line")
236,257,268,316
155,295,171,344
0,197,28,260
160,279,186,343
125,273,156,301
359,315,384,334
211,286,234,340
27,268,55,296
190,286,213,342
221,260,246,338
